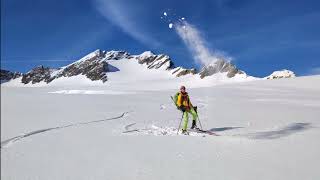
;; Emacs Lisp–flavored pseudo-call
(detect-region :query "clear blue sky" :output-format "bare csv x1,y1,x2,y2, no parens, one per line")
1,0,320,77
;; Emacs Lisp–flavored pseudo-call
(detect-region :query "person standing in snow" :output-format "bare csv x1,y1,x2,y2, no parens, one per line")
174,86,198,134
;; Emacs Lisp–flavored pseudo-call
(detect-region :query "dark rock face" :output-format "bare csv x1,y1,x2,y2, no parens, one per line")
54,49,108,82
199,60,244,79
172,67,197,77
137,55,156,64
136,52,196,77
137,53,174,70
61,60,109,82
105,51,130,60
20,49,109,84
57,61,109,82
0,69,22,82
21,66,52,84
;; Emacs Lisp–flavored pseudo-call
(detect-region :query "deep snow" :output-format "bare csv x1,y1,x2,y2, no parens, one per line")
1,75,320,180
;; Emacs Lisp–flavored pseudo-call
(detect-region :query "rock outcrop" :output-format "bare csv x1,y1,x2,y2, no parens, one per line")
136,51,173,70
171,67,197,77
1,69,22,83
21,66,54,84
136,51,196,77
53,49,109,82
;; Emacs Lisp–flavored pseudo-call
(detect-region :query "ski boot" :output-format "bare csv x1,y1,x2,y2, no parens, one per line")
191,120,198,130
181,129,189,135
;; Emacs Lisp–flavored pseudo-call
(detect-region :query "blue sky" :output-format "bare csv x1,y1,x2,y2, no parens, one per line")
1,0,320,77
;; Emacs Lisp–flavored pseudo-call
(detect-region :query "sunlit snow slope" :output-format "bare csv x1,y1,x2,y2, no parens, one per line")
1,75,320,180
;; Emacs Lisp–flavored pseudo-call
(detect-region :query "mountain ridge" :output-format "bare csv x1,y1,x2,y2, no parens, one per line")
0,49,295,85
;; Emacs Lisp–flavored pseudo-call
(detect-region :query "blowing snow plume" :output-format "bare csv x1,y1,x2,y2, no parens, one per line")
175,20,231,66
164,15,231,67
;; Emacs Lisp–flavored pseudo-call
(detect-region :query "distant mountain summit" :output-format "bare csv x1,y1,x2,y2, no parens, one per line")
265,69,296,79
199,60,245,79
1,49,261,85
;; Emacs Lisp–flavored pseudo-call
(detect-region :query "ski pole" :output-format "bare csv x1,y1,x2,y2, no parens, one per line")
197,116,203,130
194,106,203,130
177,113,184,135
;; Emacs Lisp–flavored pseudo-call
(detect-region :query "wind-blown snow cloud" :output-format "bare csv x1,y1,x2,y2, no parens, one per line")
174,20,231,66
92,0,160,47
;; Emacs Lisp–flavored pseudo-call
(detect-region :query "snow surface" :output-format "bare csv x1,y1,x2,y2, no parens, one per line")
48,89,135,95
2,75,320,180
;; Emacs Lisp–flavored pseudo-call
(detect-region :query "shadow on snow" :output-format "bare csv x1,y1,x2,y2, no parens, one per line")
209,127,243,132
244,123,312,140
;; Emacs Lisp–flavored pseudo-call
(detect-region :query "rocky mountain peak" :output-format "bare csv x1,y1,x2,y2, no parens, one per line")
199,59,245,78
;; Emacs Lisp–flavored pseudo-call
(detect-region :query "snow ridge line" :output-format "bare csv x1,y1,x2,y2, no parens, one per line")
1,112,130,149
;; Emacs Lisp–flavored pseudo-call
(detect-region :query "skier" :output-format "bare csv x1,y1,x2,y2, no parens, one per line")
174,86,198,134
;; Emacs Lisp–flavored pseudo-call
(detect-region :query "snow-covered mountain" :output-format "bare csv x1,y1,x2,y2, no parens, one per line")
265,69,296,79
2,49,252,87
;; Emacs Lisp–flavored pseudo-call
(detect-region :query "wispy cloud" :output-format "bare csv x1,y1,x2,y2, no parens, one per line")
92,0,160,47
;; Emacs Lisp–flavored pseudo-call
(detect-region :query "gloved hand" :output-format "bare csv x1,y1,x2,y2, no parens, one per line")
179,106,186,112
193,106,197,113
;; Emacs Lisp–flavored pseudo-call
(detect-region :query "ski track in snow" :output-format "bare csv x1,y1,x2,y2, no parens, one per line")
2,107,312,149
122,125,216,137
124,123,137,131
1,112,131,149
